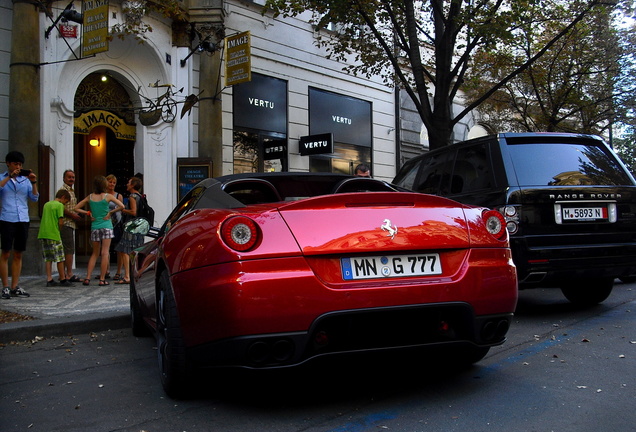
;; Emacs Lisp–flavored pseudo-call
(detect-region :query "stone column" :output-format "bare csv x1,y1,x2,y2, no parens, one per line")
9,0,41,191
189,1,225,177
9,0,43,276
197,23,225,177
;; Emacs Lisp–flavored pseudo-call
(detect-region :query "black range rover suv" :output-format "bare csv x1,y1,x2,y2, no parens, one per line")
393,132,636,305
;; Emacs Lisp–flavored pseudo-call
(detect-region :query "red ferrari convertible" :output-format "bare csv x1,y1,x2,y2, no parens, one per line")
129,173,517,397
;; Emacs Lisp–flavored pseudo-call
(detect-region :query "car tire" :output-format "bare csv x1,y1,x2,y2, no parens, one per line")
156,270,190,398
560,277,614,306
130,281,150,337
461,346,490,365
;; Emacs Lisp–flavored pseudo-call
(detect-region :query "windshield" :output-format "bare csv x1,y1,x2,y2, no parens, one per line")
507,142,633,186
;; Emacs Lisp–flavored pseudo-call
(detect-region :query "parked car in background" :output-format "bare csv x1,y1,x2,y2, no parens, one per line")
394,132,636,306
129,172,517,397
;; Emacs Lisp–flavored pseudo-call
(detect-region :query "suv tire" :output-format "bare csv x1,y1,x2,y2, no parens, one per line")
560,277,614,306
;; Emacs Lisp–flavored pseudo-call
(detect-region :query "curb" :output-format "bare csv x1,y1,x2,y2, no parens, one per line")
0,311,130,344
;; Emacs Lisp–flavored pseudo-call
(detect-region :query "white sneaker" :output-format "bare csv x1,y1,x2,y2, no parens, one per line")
10,286,30,297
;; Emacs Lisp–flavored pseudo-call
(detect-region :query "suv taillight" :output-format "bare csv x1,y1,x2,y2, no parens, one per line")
499,205,520,235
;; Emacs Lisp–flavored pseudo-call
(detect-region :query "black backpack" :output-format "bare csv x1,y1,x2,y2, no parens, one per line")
134,193,155,225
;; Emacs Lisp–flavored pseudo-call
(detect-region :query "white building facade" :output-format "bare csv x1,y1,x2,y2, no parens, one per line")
2,0,479,266
45,1,397,216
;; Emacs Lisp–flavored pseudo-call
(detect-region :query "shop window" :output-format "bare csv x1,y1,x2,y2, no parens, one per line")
233,130,287,174
309,143,371,175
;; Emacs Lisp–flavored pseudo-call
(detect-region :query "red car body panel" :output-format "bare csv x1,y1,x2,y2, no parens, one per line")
131,174,517,374
151,192,516,347
172,248,516,347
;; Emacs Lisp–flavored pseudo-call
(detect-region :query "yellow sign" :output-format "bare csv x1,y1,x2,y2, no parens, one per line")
225,31,251,86
82,0,109,57
74,110,136,141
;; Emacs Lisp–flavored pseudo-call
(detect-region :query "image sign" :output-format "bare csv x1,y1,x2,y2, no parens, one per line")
82,0,109,57
225,31,251,86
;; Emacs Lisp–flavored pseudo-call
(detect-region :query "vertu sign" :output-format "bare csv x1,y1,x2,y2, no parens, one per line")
233,73,287,133
309,88,372,147
299,133,333,156
264,139,287,160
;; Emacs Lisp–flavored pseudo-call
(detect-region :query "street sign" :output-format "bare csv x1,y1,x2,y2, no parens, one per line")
225,31,251,86
82,0,109,57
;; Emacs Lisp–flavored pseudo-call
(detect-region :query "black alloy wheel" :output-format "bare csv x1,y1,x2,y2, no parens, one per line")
130,280,150,337
156,270,190,398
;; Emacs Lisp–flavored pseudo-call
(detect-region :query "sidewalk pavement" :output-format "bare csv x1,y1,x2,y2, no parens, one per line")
0,269,130,344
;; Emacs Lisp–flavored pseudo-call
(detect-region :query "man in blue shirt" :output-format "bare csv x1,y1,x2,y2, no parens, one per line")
0,151,39,299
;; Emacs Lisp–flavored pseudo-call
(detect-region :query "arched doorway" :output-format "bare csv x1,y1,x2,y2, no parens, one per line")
73,72,137,259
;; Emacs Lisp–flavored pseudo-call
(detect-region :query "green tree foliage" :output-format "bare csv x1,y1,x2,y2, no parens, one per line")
109,0,188,41
265,0,611,150
465,1,635,139
612,4,636,171
614,127,636,175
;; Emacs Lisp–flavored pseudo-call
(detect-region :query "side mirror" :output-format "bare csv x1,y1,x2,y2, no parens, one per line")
124,218,150,235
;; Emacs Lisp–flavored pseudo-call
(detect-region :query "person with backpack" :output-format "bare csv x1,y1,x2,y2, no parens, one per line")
114,177,146,285
135,188,155,226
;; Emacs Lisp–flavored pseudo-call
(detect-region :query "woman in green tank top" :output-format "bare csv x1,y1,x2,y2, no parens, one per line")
74,176,124,286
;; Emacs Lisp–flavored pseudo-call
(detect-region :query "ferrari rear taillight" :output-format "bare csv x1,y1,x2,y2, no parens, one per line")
482,210,507,240
221,216,260,251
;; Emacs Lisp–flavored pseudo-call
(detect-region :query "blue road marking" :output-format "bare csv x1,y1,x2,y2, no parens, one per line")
327,411,398,432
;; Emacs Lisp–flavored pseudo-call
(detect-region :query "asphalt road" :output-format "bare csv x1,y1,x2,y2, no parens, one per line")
1,283,634,432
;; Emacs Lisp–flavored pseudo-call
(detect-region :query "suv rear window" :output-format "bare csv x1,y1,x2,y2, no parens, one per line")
507,142,632,186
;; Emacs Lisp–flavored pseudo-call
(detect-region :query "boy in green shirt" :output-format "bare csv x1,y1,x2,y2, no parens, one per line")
38,189,72,286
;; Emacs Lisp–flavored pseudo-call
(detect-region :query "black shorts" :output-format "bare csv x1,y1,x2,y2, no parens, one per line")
0,221,30,252
60,225,75,255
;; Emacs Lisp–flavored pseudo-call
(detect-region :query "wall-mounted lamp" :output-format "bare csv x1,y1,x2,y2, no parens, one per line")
89,138,100,147
180,36,217,67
